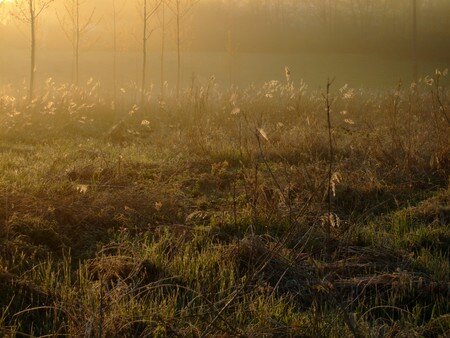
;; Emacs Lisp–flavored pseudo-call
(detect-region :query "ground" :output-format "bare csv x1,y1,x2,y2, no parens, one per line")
0,77,449,336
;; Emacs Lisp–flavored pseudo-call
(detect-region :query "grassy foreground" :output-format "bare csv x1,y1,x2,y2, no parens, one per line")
0,75,449,337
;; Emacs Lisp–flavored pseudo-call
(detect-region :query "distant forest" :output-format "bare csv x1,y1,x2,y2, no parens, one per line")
0,0,449,61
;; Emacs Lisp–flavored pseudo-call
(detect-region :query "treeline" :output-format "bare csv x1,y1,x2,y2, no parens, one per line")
0,0,449,100
1,0,450,58
195,0,450,59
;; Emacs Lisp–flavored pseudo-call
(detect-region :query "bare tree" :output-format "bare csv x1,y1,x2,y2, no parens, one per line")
140,0,162,105
111,0,126,103
157,0,167,99
412,0,418,82
14,0,53,100
166,0,198,98
57,0,98,86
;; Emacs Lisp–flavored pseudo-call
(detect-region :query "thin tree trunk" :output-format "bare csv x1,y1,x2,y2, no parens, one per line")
141,0,147,105
113,0,117,103
412,0,418,82
75,0,80,86
75,0,81,86
176,0,180,98
29,0,36,101
160,1,165,99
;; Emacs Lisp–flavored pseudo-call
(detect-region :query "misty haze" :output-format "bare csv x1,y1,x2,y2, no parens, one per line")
0,1,448,337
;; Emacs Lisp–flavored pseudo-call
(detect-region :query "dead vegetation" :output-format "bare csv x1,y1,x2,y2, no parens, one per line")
0,74,449,336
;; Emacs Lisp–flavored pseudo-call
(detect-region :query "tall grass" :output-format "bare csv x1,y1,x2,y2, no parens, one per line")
0,71,449,336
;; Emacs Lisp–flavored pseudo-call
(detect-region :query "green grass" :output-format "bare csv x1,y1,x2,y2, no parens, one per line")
0,76,449,337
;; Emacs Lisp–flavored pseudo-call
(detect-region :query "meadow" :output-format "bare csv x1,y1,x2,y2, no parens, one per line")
0,71,449,337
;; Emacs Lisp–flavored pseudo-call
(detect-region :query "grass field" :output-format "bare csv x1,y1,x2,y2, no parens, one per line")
0,73,449,337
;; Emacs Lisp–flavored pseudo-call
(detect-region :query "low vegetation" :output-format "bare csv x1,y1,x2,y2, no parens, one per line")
0,72,449,337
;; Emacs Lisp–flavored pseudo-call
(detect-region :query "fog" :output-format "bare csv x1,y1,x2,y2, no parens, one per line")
1,3,449,335
0,0,449,91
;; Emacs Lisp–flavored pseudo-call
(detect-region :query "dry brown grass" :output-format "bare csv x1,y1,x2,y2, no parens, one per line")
0,75,448,336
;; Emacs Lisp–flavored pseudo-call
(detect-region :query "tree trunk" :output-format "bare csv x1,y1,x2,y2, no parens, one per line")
75,0,80,86
29,0,36,101
412,0,418,82
113,0,117,103
176,0,181,98
160,1,165,99
141,0,147,105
